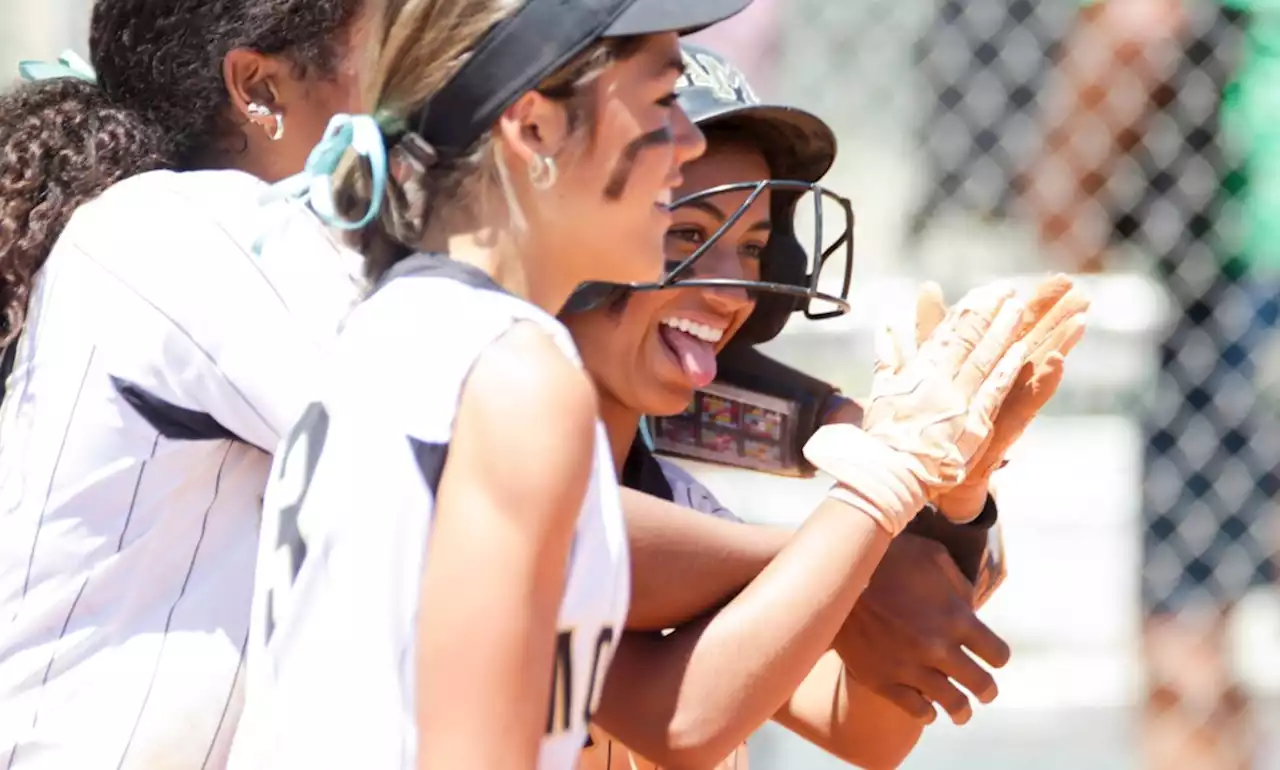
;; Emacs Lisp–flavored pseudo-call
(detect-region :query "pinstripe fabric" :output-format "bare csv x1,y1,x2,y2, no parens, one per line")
0,169,364,769
229,255,630,770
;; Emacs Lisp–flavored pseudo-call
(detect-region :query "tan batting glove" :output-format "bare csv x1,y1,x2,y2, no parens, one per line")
919,275,1091,521
803,283,1030,536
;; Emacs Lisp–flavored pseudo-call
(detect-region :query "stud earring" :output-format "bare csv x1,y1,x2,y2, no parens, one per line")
528,154,557,190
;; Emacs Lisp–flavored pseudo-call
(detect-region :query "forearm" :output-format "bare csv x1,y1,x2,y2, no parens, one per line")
621,487,791,631
596,498,892,769
418,330,594,769
416,493,576,770
774,651,924,770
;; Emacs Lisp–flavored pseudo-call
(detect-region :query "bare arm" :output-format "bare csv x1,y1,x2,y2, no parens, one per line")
654,352,1004,628
774,652,925,770
1022,0,1187,271
594,496,892,769
623,388,987,636
592,289,1034,766
416,325,596,770
621,487,792,631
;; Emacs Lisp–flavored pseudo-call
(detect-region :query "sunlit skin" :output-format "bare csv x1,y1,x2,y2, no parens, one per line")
566,143,932,770
562,141,771,466
217,0,385,182
441,33,708,313
406,33,711,770
510,32,708,299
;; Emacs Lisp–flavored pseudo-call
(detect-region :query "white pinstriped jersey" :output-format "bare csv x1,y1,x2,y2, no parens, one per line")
228,254,631,770
0,169,362,770
582,456,748,770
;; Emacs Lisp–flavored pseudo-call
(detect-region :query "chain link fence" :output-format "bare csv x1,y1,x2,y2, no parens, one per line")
695,1,1280,768
4,0,1277,767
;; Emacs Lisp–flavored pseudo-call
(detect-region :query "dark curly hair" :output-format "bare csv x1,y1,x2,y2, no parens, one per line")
0,0,364,346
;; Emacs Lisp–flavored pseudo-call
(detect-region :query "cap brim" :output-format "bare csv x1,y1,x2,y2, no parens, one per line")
699,104,837,183
606,0,754,37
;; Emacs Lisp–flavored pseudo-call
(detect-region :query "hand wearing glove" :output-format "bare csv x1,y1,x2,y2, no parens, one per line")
920,275,1090,521
802,282,1030,536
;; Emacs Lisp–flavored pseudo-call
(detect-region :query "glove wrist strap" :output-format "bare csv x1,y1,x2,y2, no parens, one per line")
804,424,929,536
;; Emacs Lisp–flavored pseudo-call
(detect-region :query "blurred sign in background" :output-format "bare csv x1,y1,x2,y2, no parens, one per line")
5,0,1277,767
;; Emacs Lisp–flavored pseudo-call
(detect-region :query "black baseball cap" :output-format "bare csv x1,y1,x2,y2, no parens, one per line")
675,43,835,183
412,0,754,158
609,0,752,36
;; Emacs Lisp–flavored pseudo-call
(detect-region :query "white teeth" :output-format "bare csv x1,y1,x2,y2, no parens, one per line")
661,317,724,344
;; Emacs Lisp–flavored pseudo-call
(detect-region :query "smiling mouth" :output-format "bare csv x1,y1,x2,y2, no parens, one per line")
657,316,726,388
661,317,724,344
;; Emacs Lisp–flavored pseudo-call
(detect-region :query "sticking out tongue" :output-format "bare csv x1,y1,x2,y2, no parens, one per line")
659,326,718,388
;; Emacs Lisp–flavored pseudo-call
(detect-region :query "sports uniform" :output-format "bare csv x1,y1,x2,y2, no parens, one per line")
564,43,854,344
0,168,362,769
569,44,836,770
229,255,631,770
227,2,751,767
582,441,748,770
566,43,1015,769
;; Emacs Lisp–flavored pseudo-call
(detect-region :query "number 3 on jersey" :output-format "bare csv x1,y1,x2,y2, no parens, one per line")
262,402,330,641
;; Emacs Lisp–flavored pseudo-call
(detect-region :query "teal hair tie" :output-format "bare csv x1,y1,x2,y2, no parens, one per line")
638,417,656,451
260,113,388,231
18,50,97,83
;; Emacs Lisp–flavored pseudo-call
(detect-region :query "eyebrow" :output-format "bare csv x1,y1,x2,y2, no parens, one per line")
681,199,772,233
658,54,686,78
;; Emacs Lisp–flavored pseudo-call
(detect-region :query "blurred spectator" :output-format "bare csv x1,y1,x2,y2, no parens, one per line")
909,0,1076,242
1022,2,1278,769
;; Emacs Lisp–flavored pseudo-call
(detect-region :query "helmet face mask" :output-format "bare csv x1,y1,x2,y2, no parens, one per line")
562,43,856,345
653,178,854,342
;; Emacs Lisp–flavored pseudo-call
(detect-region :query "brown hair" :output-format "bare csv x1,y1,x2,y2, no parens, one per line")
337,0,645,281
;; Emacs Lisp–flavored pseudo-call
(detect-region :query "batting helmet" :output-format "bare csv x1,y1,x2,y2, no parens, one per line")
562,43,855,345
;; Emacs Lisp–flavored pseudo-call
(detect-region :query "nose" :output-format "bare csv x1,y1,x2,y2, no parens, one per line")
692,244,753,315
670,104,707,167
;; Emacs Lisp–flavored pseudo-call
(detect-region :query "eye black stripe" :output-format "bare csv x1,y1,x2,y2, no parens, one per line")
603,127,675,201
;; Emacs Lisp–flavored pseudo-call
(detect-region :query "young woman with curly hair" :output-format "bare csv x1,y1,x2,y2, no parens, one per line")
0,1,381,766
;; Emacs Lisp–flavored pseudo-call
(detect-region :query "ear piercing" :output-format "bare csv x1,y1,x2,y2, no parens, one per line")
247,102,285,142
528,153,557,190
